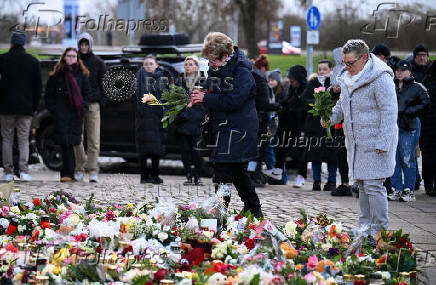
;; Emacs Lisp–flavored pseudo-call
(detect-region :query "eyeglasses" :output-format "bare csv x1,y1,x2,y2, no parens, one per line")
344,54,363,67
415,53,428,58
65,55,77,58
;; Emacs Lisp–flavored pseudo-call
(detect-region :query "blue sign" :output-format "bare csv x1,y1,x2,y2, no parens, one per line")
307,6,321,30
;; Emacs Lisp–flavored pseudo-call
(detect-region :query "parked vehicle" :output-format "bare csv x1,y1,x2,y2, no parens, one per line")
34,37,209,171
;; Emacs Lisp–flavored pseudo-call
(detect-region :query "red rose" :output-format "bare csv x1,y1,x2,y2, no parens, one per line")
6,224,17,236
153,269,167,281
244,238,255,250
234,214,243,221
33,198,41,207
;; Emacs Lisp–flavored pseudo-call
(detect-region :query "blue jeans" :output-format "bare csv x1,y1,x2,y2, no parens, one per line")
312,162,337,183
391,128,417,191
265,139,277,170
414,118,421,179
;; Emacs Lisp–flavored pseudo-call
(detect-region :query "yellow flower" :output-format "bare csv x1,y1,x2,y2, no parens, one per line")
236,267,243,273
127,203,134,210
52,265,61,275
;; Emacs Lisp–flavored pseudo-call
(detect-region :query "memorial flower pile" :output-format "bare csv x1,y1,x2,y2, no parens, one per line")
0,185,417,284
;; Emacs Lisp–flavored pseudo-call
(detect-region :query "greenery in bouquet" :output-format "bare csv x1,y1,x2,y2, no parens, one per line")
161,85,191,128
374,227,416,274
308,86,336,138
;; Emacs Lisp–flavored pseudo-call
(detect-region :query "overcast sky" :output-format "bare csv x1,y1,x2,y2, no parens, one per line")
3,0,434,22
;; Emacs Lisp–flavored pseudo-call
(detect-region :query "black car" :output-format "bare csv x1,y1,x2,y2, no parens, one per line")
35,41,209,171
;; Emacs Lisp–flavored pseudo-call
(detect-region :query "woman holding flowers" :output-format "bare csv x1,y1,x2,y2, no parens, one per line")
45,47,91,182
190,32,263,218
302,60,341,192
135,55,168,184
175,55,206,185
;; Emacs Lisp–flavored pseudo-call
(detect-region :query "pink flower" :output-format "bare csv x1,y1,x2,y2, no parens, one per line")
287,272,296,280
105,210,115,221
0,206,9,217
314,86,326,93
304,272,316,283
274,260,285,272
307,254,318,269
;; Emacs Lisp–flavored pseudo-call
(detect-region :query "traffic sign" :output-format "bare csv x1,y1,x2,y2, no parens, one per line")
307,6,321,30
307,30,319,45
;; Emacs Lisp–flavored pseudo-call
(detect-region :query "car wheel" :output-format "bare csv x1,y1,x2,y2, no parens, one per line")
38,124,63,171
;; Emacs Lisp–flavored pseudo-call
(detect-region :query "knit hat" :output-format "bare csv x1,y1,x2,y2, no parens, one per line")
396,60,412,71
268,68,282,83
10,31,26,47
287,65,307,85
413,44,428,58
371,43,391,58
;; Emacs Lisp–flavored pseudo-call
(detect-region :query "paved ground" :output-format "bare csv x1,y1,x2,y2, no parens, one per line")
2,159,436,282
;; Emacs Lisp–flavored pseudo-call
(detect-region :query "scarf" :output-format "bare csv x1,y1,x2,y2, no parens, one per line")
343,59,371,93
184,73,200,92
318,73,330,86
63,63,84,117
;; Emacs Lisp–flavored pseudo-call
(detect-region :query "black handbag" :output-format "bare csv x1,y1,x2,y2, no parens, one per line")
193,113,213,157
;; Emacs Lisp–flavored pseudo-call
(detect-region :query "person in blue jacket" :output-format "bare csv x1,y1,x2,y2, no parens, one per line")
191,32,263,218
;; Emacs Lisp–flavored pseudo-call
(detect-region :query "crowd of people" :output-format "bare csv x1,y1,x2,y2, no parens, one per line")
0,31,435,219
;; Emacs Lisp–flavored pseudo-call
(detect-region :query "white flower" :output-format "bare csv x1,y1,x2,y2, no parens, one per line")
24,202,34,210
88,219,120,239
0,218,9,229
10,206,20,214
158,232,168,242
284,221,298,237
376,271,391,280
236,244,248,255
202,230,214,239
163,225,170,232
63,214,80,227
152,230,159,237
17,225,23,232
145,218,153,226
321,242,332,251
25,213,38,220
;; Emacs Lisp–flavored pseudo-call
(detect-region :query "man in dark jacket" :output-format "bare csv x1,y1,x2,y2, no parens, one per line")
388,60,430,202
0,31,42,181
191,32,262,218
74,33,107,183
411,44,431,84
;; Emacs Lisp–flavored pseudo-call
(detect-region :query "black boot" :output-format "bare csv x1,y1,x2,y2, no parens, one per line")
323,181,336,192
184,173,193,185
194,176,204,186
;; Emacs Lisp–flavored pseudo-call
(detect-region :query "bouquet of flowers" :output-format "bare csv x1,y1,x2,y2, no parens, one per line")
141,85,193,128
308,86,335,138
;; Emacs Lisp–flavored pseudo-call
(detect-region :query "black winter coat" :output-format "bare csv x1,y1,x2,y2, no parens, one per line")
421,76,436,157
203,47,258,163
395,77,430,132
411,60,431,83
174,76,207,136
252,67,281,134
302,75,339,163
0,46,42,115
134,67,168,156
79,52,107,104
45,71,91,145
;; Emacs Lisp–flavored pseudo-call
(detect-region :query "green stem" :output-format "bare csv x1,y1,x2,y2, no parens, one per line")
326,122,332,138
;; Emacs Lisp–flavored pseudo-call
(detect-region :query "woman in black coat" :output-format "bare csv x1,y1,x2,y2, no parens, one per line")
302,60,339,192
174,56,206,185
45,47,91,182
421,61,436,196
135,55,168,184
191,32,262,218
275,65,308,187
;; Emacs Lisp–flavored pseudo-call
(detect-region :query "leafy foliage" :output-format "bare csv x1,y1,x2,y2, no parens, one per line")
161,85,191,128
308,88,336,138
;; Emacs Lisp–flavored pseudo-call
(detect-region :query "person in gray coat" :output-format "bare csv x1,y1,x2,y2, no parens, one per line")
322,39,398,241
